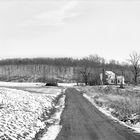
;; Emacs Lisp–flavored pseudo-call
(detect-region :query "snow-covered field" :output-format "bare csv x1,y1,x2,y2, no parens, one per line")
0,83,64,140
58,83,77,87
0,82,45,88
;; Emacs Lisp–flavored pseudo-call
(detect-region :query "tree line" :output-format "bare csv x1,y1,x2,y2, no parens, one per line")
0,55,124,68
0,53,139,85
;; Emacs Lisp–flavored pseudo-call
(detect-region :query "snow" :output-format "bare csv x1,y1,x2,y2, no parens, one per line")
41,125,62,140
83,94,140,134
0,82,44,87
0,86,62,140
58,83,77,87
22,87,63,96
41,95,65,140
0,81,77,88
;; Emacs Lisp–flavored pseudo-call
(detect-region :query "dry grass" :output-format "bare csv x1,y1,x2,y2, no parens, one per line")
80,85,140,124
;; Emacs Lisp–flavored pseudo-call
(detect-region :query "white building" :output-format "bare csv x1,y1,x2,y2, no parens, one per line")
116,76,125,85
100,71,125,85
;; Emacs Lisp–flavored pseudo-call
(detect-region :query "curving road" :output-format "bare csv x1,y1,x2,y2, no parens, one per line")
55,88,140,140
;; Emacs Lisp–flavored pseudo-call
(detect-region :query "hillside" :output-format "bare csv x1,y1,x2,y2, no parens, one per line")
0,64,76,82
0,57,133,84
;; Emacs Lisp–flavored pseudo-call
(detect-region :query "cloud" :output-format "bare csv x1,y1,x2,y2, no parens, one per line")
62,1,78,11
23,1,80,27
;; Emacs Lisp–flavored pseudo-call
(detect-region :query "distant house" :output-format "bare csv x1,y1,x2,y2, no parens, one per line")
100,71,125,85
116,76,125,85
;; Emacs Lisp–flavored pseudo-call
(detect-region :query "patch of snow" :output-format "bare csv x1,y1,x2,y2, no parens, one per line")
41,95,66,140
41,125,62,140
58,83,77,87
83,94,140,134
36,120,45,128
0,82,44,87
23,87,62,96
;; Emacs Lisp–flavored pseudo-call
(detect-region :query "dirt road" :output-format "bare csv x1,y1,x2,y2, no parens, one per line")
55,88,140,140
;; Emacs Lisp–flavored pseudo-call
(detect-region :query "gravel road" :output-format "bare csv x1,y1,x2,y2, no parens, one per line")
55,88,140,140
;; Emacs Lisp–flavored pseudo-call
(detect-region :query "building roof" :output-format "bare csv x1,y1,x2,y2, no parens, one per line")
105,71,115,76
117,76,124,79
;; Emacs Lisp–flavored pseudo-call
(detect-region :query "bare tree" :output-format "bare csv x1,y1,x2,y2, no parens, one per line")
128,52,140,85
120,69,124,88
79,67,91,85
102,68,108,85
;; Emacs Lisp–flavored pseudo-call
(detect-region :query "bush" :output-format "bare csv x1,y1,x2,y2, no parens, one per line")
45,82,58,86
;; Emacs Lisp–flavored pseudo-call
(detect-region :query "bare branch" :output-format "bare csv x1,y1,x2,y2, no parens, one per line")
128,52,140,85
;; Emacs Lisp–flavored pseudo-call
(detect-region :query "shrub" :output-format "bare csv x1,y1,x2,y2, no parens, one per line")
45,82,58,86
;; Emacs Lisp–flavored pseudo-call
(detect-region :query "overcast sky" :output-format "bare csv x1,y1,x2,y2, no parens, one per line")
0,0,140,62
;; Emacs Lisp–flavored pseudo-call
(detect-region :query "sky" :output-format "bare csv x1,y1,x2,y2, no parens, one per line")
0,0,140,62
